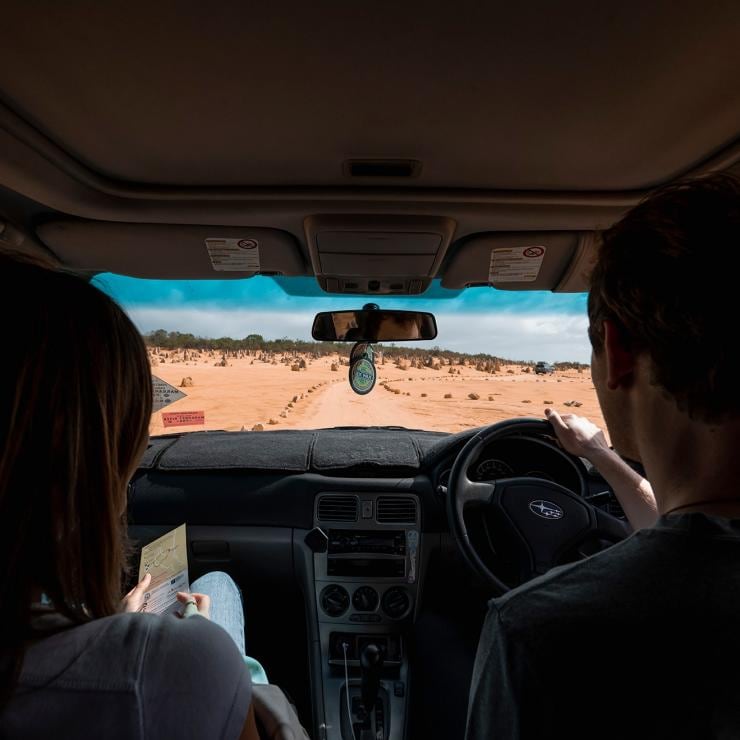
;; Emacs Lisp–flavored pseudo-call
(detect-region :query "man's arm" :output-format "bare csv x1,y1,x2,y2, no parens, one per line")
545,408,658,529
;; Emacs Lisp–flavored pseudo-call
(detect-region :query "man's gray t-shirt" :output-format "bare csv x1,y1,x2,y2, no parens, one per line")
466,513,740,740
1,611,251,739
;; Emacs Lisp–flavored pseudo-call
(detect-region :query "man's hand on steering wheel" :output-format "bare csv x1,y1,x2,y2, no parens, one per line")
544,407,611,460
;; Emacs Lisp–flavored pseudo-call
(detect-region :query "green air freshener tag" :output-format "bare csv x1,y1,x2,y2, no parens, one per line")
349,357,377,395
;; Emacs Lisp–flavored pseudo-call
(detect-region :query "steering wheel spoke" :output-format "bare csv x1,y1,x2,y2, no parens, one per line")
458,477,496,507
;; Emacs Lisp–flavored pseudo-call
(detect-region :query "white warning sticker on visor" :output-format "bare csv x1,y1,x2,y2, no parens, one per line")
489,245,546,283
205,238,261,272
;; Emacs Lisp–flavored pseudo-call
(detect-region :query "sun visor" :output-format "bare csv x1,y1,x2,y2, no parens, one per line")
36,220,305,279
441,231,596,292
305,215,456,295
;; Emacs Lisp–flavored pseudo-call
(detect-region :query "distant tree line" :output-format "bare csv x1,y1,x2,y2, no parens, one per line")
143,329,589,368
145,329,341,355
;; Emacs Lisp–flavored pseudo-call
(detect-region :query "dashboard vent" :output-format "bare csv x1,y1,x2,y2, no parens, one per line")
377,496,417,524
317,495,359,522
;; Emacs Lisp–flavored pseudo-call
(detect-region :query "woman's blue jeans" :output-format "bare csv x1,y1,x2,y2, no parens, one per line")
190,571,269,684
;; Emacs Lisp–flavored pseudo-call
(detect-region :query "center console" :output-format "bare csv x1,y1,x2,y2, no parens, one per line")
310,492,421,740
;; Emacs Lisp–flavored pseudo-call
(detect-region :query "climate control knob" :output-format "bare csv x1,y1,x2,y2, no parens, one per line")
352,586,379,612
320,584,350,617
382,587,411,619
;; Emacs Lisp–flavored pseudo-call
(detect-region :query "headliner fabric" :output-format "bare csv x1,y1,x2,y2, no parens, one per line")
150,429,449,472
0,2,738,191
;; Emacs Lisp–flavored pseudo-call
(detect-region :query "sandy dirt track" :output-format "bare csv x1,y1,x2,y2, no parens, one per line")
148,350,605,437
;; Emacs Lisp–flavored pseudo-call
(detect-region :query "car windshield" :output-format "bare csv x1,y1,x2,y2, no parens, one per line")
94,274,604,435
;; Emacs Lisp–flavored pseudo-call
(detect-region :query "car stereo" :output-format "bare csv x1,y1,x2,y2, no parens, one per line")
328,529,406,555
327,529,408,579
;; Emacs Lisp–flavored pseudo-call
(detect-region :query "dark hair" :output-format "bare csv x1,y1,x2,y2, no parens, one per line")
588,172,740,423
0,253,152,702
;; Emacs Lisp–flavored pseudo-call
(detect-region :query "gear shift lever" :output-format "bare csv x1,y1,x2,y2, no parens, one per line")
360,643,384,714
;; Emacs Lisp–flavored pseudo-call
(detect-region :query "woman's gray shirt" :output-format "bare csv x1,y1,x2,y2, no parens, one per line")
1,612,251,739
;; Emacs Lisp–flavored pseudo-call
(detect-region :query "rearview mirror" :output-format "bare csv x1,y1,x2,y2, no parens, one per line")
311,309,437,342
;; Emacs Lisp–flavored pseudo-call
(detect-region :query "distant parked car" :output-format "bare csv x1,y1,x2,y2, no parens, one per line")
535,361,554,374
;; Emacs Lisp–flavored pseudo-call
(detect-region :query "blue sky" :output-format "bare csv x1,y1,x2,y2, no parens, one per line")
93,274,592,363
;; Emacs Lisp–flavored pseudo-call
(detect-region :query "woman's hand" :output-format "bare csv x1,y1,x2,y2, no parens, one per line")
121,572,151,613
544,407,611,462
176,590,211,619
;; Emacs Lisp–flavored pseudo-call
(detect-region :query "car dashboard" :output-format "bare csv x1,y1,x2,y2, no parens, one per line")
127,425,629,740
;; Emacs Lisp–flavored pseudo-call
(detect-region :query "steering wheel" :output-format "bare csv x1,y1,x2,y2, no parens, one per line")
446,418,631,594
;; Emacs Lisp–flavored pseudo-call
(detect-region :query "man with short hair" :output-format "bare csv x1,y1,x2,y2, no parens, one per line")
465,174,740,739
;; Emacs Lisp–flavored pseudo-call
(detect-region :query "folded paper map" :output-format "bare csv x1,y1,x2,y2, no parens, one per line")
138,523,189,614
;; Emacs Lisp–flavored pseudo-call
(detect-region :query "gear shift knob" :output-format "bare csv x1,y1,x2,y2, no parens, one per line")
360,644,384,714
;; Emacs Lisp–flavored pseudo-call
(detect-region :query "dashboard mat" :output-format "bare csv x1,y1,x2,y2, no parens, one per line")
157,430,313,471
147,429,450,472
138,436,178,469
311,429,422,470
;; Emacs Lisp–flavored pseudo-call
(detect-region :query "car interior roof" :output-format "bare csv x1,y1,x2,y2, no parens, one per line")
0,2,738,291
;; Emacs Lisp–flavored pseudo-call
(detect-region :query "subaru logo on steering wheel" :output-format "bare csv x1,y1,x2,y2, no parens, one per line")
529,500,564,520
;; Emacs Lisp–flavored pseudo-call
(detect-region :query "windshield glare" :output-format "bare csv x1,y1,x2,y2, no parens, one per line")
93,274,603,435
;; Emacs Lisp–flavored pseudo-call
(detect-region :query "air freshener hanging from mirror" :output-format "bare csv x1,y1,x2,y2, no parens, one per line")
348,342,376,395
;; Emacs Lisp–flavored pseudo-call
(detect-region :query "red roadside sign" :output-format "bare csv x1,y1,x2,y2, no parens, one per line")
162,410,205,428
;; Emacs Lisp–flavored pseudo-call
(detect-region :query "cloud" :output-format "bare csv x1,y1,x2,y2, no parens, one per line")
403,312,590,362
127,306,591,363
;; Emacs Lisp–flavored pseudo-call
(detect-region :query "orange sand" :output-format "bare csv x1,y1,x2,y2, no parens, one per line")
149,350,605,437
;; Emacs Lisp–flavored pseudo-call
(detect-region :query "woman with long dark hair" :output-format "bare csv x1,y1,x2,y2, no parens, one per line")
0,254,260,738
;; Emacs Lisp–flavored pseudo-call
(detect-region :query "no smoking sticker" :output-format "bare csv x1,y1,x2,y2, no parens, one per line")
523,246,545,258
205,238,261,272
489,245,547,283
